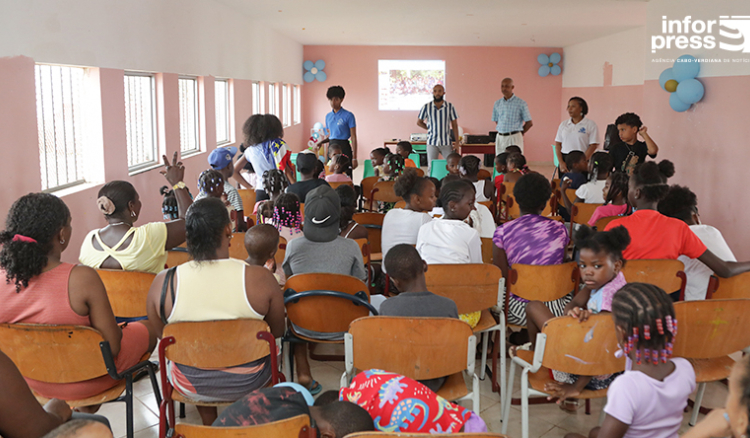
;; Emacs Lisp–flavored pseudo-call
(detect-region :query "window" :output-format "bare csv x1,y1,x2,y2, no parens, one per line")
178,77,199,154
124,73,158,171
294,85,301,125
268,83,277,117
282,84,291,127
35,64,87,191
215,79,231,145
252,81,264,114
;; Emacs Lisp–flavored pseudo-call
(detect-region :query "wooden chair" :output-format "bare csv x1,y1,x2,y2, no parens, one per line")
158,319,281,438
501,183,519,220
478,169,492,180
550,178,561,191
594,215,620,230
564,188,577,204
274,236,288,267
369,181,399,211
237,189,257,227
501,314,625,438
672,299,750,425
282,273,377,378
621,259,687,300
166,248,191,268
352,212,384,258
328,181,354,190
354,238,371,284
228,232,249,260
346,434,507,438
569,203,603,235
706,272,750,299
172,414,315,438
480,237,494,264
0,323,160,438
394,200,406,209
414,168,425,177
343,316,480,412
478,200,495,222
96,269,155,320
360,176,379,211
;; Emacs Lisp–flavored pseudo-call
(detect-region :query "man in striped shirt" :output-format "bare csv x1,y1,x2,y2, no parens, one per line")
417,84,459,173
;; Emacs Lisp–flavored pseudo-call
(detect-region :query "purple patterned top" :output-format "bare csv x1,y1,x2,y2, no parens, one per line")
493,214,570,302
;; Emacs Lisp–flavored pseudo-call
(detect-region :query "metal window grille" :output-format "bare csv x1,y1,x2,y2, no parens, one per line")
124,73,158,171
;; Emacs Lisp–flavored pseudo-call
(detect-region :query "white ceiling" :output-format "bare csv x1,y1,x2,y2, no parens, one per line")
217,0,647,47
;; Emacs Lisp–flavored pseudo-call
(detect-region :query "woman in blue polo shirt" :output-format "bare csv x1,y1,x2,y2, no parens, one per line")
318,86,357,177
554,97,600,173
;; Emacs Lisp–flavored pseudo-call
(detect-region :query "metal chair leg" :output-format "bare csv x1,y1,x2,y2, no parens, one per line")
480,332,489,380
126,376,134,438
690,382,707,426
147,363,162,407
179,402,185,419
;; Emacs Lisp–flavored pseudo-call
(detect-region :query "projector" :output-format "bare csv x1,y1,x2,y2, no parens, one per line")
410,133,428,142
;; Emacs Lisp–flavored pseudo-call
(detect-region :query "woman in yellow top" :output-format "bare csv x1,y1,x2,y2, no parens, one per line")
79,153,192,274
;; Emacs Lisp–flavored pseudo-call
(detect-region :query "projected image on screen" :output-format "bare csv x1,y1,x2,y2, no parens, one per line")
378,60,445,111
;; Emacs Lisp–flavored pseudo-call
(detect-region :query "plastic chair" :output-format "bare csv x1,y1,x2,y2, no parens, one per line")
0,323,160,438
360,176,379,211
369,181,399,211
569,203,603,236
328,181,354,190
408,153,420,167
342,316,480,412
352,212,384,257
172,414,315,438
429,159,449,180
621,259,687,300
166,249,192,268
594,215,620,230
291,153,303,182
362,159,375,179
158,319,282,438
282,273,376,378
228,232,249,260
672,299,750,425
96,269,155,320
501,314,625,438
706,272,750,299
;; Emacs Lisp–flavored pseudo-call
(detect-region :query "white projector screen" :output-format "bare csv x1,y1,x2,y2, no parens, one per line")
378,60,446,111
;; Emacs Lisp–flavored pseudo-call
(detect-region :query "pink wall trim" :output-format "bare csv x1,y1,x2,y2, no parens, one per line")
302,45,564,163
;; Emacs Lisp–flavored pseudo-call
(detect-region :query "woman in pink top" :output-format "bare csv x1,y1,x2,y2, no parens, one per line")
0,193,156,407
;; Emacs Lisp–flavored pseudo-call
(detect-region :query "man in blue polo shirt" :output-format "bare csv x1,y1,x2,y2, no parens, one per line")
319,85,357,177
417,84,459,173
491,78,533,154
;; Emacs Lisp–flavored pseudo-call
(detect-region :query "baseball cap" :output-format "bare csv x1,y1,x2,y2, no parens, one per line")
208,146,238,170
296,152,318,173
303,185,341,243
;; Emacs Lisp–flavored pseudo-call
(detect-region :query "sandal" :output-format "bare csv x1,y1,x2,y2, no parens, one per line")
560,399,579,412
307,380,322,395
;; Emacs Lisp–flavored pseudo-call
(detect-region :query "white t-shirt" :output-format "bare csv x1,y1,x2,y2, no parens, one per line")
575,179,606,204
555,117,600,154
473,180,490,202
381,208,433,273
416,219,482,265
468,203,496,238
679,224,736,301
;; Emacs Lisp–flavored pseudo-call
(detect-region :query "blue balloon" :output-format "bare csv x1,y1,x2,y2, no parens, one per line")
550,53,561,64
538,65,551,77
672,55,700,82
303,60,314,71
315,71,327,82
537,54,550,65
659,68,676,90
312,132,319,140
669,93,692,112
274,382,315,406
676,78,704,104
313,122,324,130
315,60,326,71
303,72,315,83
551,65,562,76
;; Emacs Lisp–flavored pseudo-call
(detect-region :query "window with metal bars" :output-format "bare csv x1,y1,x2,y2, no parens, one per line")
35,64,87,191
178,77,200,154
215,79,231,145
124,73,158,172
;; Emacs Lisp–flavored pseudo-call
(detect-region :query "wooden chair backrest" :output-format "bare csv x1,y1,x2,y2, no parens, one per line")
285,273,371,334
480,237,494,264
414,168,425,177
673,299,750,359
361,177,379,202
166,249,192,268
348,316,473,380
550,178,561,191
328,181,354,190
478,169,492,180
96,269,156,318
621,259,686,297
595,215,620,230
500,182,515,201
352,213,384,254
345,433,508,438
354,238,370,265
478,200,494,213
237,189,257,213
541,194,556,217
394,200,406,209
274,236,288,267
541,314,625,375
371,181,400,204
174,414,312,438
0,324,107,382
162,319,272,368
564,188,577,203
508,262,579,303
707,272,750,299
571,203,603,226
229,232,249,260
425,264,501,314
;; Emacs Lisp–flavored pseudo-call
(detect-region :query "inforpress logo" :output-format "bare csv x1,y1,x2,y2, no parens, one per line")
652,15,750,53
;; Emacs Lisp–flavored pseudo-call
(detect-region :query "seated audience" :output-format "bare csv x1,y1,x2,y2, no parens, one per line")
194,146,245,231
658,185,737,301
588,172,630,227
286,153,326,205
196,169,239,231
245,224,284,286
325,154,353,183
370,147,389,178
493,152,509,198
0,193,154,405
396,141,417,168
271,193,303,242
79,153,191,274
493,172,571,330
572,151,612,204
41,419,113,438
146,198,285,425
560,150,588,190
336,185,368,240
445,151,461,177
459,155,494,202
503,152,530,184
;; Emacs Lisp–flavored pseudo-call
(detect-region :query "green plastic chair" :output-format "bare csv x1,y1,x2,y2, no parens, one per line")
429,159,449,180
291,153,302,182
362,159,375,179
412,143,427,153
408,153,421,167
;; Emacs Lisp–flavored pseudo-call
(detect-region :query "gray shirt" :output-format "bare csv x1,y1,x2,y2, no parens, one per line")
379,291,459,319
282,236,367,281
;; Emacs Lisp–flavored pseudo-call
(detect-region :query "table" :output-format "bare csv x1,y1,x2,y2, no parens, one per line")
459,144,496,155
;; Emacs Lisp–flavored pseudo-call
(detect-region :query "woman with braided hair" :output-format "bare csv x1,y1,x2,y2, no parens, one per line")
567,283,695,438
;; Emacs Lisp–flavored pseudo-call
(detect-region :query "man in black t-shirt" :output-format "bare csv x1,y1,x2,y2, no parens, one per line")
610,112,659,175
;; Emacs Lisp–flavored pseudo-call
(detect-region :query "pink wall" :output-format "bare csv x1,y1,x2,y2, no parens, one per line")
0,56,304,264
301,45,564,163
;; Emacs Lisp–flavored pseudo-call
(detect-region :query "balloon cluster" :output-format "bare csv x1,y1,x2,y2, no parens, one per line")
659,55,704,112
538,53,562,77
307,122,326,149
303,60,327,83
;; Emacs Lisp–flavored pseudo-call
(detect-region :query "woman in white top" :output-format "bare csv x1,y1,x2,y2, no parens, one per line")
417,179,482,265
146,197,285,425
382,169,437,271
554,97,600,172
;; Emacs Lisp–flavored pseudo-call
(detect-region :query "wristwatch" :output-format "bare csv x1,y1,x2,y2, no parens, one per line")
172,181,187,190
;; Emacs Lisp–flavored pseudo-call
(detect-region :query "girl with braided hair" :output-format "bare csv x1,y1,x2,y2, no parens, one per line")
377,153,405,213
270,193,303,242
588,171,630,227
568,283,695,438
254,169,289,223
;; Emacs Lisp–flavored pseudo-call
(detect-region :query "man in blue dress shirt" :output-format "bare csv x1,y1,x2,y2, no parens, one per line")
319,85,357,177
491,78,533,155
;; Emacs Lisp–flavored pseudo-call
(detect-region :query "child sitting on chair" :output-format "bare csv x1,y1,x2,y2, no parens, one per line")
370,147,389,178
570,151,612,205
271,193,303,242
244,224,284,286
325,154,352,183
445,152,461,177
459,155,494,202
588,172,630,228
396,141,417,168
377,153,405,213
198,169,238,231
493,152,509,197
521,225,630,411
503,152,530,184
255,169,289,223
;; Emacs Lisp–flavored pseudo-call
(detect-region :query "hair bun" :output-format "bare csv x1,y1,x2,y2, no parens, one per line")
657,160,675,179
96,196,116,215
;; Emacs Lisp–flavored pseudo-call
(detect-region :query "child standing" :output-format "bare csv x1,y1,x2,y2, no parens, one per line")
325,155,353,183
611,113,659,175
396,141,417,168
523,225,630,409
588,172,630,227
568,283,695,438
458,155,494,202
271,193,303,242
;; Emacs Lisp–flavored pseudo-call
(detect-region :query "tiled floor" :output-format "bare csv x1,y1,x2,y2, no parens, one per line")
101,346,726,438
